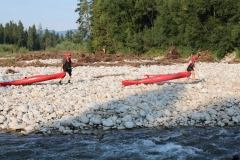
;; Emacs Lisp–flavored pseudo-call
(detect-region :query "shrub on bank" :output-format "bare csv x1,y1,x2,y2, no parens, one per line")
46,41,88,52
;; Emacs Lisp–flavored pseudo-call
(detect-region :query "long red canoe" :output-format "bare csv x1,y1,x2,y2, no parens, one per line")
122,71,191,86
0,72,66,86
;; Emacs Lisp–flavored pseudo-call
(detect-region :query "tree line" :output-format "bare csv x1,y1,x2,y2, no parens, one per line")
0,21,77,51
1,0,240,59
76,0,240,58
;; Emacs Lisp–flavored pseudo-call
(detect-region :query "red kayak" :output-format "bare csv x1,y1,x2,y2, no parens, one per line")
0,72,66,86
122,72,191,86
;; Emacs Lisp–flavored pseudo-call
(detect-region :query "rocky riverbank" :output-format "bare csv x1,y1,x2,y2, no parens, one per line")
0,61,240,136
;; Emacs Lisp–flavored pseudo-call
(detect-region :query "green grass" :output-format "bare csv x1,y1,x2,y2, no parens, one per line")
143,48,165,57
46,41,88,52
177,46,197,58
236,49,240,59
211,51,220,60
0,41,88,57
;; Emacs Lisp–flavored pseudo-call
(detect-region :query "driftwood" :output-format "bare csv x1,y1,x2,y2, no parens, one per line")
92,73,125,78
5,68,18,74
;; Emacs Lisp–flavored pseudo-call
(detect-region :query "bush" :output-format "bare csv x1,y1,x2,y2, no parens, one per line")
0,44,17,53
144,48,165,57
174,46,197,58
18,47,28,54
46,41,88,52
236,49,240,59
216,50,227,60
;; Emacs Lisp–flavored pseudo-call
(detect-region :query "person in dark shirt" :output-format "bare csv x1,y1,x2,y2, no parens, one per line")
186,54,199,83
59,52,72,84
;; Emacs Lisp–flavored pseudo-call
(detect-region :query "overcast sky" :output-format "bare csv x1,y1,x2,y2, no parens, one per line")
0,0,79,31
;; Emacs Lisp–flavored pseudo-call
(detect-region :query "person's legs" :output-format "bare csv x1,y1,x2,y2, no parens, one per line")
186,74,191,83
68,69,72,83
59,71,66,84
191,71,195,82
59,75,65,84
68,76,71,83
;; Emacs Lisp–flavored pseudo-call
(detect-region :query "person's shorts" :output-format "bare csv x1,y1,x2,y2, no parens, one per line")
187,66,194,71
64,68,72,76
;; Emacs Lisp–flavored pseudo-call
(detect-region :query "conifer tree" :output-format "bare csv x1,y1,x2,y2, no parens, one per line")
0,24,4,44
17,21,25,48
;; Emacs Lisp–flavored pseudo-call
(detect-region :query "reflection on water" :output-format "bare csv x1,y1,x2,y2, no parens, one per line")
0,127,240,160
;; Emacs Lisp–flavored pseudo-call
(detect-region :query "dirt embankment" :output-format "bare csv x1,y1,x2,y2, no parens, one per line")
0,47,236,68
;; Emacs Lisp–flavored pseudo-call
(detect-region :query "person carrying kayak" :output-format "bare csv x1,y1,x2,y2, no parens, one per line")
59,52,72,84
186,54,199,83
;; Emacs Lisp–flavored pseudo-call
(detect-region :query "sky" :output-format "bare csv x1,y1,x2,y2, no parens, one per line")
0,0,79,31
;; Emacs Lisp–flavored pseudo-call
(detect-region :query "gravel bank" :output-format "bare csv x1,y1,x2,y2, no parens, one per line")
0,62,240,135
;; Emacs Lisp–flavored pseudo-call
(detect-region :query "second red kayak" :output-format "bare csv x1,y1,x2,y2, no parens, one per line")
122,72,191,86
0,72,66,86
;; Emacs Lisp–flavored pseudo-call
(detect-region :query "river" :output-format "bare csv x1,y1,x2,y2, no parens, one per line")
0,126,240,160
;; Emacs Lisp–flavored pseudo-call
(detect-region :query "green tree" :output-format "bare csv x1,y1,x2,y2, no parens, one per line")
59,34,64,43
65,30,74,41
91,0,157,54
50,30,58,47
37,23,44,50
17,21,25,48
27,25,37,51
4,23,11,44
0,24,4,44
75,0,92,41
43,28,50,49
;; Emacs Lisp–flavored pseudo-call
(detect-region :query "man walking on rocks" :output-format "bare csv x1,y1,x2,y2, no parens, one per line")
59,52,72,84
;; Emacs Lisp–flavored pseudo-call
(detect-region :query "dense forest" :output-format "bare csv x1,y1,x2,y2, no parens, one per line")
76,0,240,59
1,0,240,59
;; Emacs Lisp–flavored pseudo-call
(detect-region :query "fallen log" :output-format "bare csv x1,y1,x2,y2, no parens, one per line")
92,73,125,78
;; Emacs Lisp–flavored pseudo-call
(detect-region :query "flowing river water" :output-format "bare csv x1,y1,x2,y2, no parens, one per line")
0,126,240,160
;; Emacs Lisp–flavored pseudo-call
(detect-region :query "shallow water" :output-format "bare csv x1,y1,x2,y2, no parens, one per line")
0,127,240,160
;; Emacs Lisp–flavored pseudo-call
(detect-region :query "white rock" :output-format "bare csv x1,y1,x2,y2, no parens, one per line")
136,121,143,126
119,107,126,113
45,105,54,113
156,117,164,123
22,114,30,122
124,115,133,122
0,116,6,123
163,109,171,117
49,113,57,118
3,106,10,112
25,125,35,132
19,105,29,113
221,114,231,120
63,129,73,134
124,122,134,128
227,109,235,116
90,117,101,125
191,114,201,121
146,114,154,122
102,120,114,127
139,110,146,116
115,119,122,124
9,124,27,130
79,115,90,124
32,109,41,116
89,102,101,110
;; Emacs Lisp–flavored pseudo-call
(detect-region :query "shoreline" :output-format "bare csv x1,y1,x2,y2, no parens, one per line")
0,62,240,136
